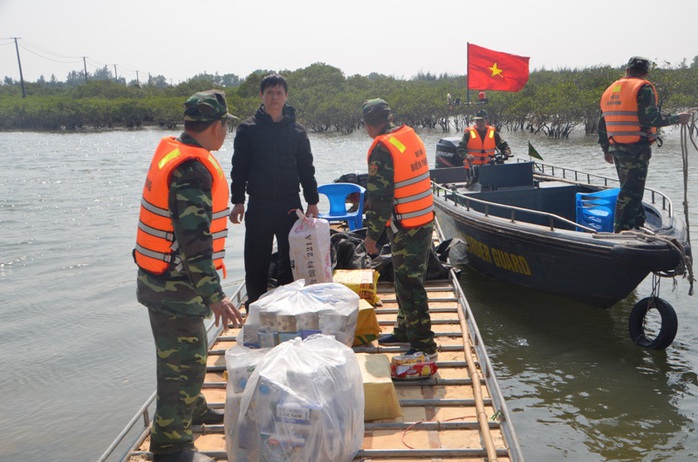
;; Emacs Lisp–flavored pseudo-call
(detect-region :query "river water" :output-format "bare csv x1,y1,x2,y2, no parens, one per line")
0,125,696,461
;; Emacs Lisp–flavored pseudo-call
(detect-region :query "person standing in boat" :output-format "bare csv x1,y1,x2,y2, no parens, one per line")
229,73,319,309
361,98,438,360
133,90,243,462
598,56,690,232
456,109,511,169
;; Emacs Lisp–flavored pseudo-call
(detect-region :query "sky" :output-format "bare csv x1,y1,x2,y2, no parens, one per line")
1,0,697,84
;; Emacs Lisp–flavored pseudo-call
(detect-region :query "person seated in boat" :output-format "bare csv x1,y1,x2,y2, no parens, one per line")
134,90,243,462
456,109,512,169
598,56,691,232
361,97,438,361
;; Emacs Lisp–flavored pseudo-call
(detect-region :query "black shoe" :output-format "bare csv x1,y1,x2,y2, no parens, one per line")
377,334,409,345
152,449,214,462
405,347,438,361
192,407,224,425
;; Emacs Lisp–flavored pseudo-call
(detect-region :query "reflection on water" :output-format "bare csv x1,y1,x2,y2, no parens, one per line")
459,264,697,461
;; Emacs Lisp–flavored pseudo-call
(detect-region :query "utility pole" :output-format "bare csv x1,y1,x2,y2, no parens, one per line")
12,37,26,98
135,70,140,86
82,57,88,83
113,64,118,82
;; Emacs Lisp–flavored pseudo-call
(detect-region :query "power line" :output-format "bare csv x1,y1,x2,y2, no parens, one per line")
1,38,192,85
19,44,83,64
21,39,83,60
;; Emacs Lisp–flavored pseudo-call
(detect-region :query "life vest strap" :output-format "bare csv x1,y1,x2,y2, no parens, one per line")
212,229,228,240
134,243,179,265
138,221,174,241
141,197,169,217
394,189,434,205
212,208,231,220
395,171,430,189
395,204,435,221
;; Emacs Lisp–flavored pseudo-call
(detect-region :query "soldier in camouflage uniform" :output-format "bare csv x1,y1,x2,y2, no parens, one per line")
598,56,690,232
362,98,437,359
134,91,243,462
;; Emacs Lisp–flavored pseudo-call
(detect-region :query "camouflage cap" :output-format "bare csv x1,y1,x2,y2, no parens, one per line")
473,109,488,120
362,98,392,125
627,56,650,73
184,90,238,122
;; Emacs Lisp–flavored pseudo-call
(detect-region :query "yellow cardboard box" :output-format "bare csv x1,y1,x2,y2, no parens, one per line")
353,299,381,346
355,353,402,421
333,269,380,305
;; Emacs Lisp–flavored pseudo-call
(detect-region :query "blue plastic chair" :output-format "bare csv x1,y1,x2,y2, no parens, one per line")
317,183,366,231
575,188,620,232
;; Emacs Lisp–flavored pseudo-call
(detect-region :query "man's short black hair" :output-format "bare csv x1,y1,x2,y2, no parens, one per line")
260,73,288,94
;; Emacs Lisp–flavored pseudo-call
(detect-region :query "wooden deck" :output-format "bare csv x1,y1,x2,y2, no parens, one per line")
102,225,523,462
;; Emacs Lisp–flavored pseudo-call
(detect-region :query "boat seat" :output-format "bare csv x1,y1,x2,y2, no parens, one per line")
317,183,366,231
576,188,620,232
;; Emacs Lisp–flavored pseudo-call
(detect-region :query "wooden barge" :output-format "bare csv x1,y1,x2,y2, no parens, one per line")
100,221,523,462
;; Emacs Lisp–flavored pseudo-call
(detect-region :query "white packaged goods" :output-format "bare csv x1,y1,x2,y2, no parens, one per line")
288,209,332,285
239,280,359,348
225,345,270,461
227,335,365,462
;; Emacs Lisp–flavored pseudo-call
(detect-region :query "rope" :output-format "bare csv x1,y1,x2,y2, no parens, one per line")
679,109,698,295
592,229,694,295
400,415,477,449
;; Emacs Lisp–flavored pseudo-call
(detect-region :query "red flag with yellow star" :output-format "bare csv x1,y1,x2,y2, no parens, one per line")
467,43,530,92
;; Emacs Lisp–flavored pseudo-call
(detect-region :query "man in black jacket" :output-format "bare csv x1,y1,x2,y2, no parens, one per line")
229,74,319,306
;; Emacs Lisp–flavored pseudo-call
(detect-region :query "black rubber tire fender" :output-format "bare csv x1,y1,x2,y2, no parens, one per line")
628,297,678,350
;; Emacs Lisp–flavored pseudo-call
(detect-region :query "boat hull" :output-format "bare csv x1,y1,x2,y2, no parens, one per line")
434,194,684,308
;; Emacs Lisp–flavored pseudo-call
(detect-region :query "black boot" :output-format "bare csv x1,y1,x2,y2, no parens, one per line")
192,406,224,425
152,449,214,462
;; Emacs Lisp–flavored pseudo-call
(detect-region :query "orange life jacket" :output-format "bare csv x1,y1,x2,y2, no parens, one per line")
600,77,658,145
134,136,230,276
368,125,434,229
464,126,497,167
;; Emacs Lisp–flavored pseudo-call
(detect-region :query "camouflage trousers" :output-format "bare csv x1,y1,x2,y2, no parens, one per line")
612,148,650,232
147,309,211,454
388,222,436,353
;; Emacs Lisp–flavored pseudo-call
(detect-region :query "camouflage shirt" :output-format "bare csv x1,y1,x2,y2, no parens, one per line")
136,132,225,318
598,80,680,155
366,123,399,241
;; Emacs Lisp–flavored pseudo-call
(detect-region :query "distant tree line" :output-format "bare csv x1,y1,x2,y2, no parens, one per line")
1,57,697,138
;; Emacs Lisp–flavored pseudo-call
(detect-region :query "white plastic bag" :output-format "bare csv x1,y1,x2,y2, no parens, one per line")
225,344,270,461
238,280,359,348
228,335,365,462
288,209,332,285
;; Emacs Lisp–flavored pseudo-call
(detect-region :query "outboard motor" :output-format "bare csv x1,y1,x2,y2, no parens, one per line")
434,137,464,168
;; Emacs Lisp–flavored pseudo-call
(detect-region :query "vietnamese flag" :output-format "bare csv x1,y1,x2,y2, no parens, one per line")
467,43,530,92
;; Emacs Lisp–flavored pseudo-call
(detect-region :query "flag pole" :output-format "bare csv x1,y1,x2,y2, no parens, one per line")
466,42,470,106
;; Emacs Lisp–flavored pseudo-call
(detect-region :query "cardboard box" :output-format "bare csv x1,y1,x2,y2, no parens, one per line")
355,353,402,421
333,269,380,305
353,299,381,346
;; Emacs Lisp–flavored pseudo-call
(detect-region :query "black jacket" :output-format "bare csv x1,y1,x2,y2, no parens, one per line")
230,104,319,205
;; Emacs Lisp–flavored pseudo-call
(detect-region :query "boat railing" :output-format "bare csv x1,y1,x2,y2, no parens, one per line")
432,181,596,233
528,159,675,217
97,281,246,462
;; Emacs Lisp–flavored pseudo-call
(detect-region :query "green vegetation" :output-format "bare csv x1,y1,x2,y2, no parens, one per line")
2,58,697,138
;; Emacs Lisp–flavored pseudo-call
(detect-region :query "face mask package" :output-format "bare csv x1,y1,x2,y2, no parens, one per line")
238,280,360,348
